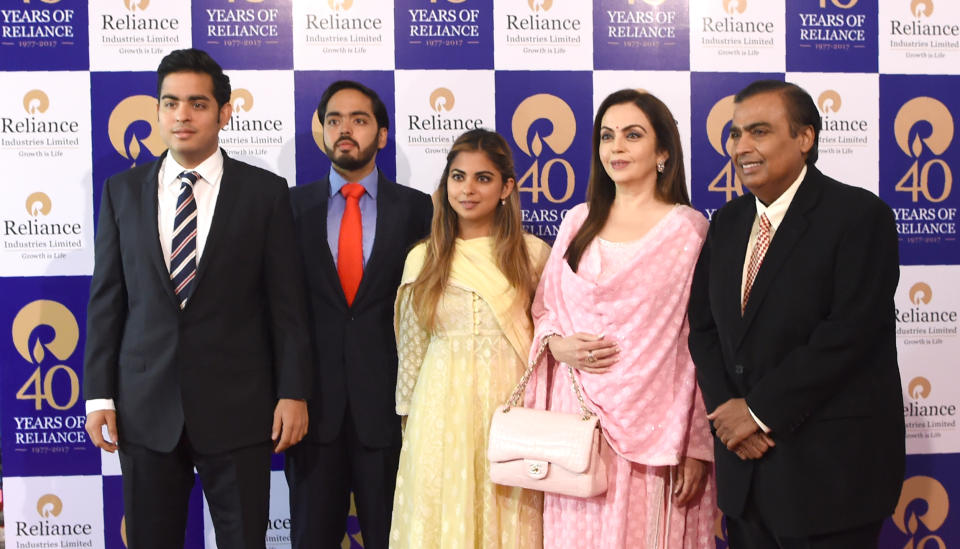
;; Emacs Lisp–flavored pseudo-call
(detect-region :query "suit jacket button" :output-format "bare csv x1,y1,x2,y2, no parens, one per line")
734,364,744,375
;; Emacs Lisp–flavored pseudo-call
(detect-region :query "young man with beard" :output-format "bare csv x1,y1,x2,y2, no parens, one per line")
285,80,433,549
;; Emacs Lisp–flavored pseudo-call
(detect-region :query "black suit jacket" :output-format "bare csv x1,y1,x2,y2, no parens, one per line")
688,166,905,537
290,173,432,448
83,150,312,455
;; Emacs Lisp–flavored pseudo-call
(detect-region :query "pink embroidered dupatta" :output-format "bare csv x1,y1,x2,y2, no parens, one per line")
525,204,714,466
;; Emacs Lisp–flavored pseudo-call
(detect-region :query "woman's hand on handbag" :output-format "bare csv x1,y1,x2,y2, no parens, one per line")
546,333,619,373
671,456,709,506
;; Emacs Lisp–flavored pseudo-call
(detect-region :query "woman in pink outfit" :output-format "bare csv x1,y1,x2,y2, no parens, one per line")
525,89,718,549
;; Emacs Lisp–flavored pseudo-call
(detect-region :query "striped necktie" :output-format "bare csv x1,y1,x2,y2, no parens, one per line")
742,212,771,315
170,171,199,309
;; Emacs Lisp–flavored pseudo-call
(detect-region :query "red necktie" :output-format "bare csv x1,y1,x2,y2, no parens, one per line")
742,213,771,314
338,182,365,306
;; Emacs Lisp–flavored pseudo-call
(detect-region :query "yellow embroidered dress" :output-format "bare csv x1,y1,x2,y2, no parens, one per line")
390,235,549,549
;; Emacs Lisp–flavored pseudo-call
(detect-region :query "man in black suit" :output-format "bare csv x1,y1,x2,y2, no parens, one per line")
688,80,905,548
83,49,311,549
285,81,432,549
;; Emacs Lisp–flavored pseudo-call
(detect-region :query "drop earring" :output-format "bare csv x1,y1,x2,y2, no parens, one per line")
656,160,665,174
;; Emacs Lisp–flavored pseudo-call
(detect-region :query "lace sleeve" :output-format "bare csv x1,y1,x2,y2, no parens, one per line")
395,286,430,415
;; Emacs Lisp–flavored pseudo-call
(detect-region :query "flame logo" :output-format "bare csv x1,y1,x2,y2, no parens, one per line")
894,97,954,158
707,95,736,157
817,90,842,114
327,0,353,10
12,300,79,365
37,494,63,518
908,377,932,399
23,90,50,115
121,516,128,547
108,95,166,166
230,88,254,113
909,282,933,305
25,192,52,217
123,0,149,10
511,94,576,158
912,0,934,18
528,0,553,10
892,476,949,539
723,0,746,15
429,87,455,113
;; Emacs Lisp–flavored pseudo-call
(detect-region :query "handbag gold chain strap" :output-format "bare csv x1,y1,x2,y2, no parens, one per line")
503,335,594,421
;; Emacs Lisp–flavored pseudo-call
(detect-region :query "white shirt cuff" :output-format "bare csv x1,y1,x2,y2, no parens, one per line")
86,399,116,414
748,406,772,434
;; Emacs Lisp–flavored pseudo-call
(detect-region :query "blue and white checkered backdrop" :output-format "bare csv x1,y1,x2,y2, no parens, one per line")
1,0,958,547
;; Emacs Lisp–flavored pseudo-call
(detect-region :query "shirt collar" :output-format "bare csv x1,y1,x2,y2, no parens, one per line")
754,164,807,231
161,149,224,189
329,167,379,199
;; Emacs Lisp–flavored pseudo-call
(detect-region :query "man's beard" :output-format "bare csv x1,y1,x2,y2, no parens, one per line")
325,137,379,172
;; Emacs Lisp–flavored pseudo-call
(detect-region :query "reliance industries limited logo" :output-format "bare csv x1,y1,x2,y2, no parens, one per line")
231,88,254,113
512,94,576,208
706,95,743,203
123,0,149,10
23,90,49,114
37,494,63,518
910,282,933,305
903,375,958,439
429,87,454,113
25,192,52,217
13,492,96,540
911,0,934,18
818,90,842,113
894,97,953,205
908,376,932,399
897,281,958,345
406,86,482,153
892,476,949,546
723,0,746,15
2,88,80,141
815,89,869,155
108,94,164,167
528,0,553,11
328,0,353,10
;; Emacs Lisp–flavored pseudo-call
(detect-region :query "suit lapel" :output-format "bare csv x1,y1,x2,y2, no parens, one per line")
352,173,397,307
141,152,179,307
735,169,822,347
308,179,347,307
193,151,239,293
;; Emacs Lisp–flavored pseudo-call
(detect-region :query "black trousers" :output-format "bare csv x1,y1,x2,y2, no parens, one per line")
727,494,883,549
284,412,401,549
118,431,272,549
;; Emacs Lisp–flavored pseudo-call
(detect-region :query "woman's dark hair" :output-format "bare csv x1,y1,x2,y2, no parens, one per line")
565,89,689,272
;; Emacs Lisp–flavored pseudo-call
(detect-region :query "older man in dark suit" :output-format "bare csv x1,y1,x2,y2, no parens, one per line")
83,49,311,549
688,80,905,549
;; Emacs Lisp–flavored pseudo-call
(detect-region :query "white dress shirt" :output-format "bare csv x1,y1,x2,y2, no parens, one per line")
86,150,225,415
742,164,806,433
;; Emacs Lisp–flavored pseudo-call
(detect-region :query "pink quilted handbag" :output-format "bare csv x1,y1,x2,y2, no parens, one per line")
487,338,608,498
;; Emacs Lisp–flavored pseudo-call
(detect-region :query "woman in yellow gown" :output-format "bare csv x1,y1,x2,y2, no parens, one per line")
390,129,549,548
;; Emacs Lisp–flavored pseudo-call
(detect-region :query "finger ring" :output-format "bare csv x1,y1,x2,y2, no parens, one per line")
586,350,597,364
